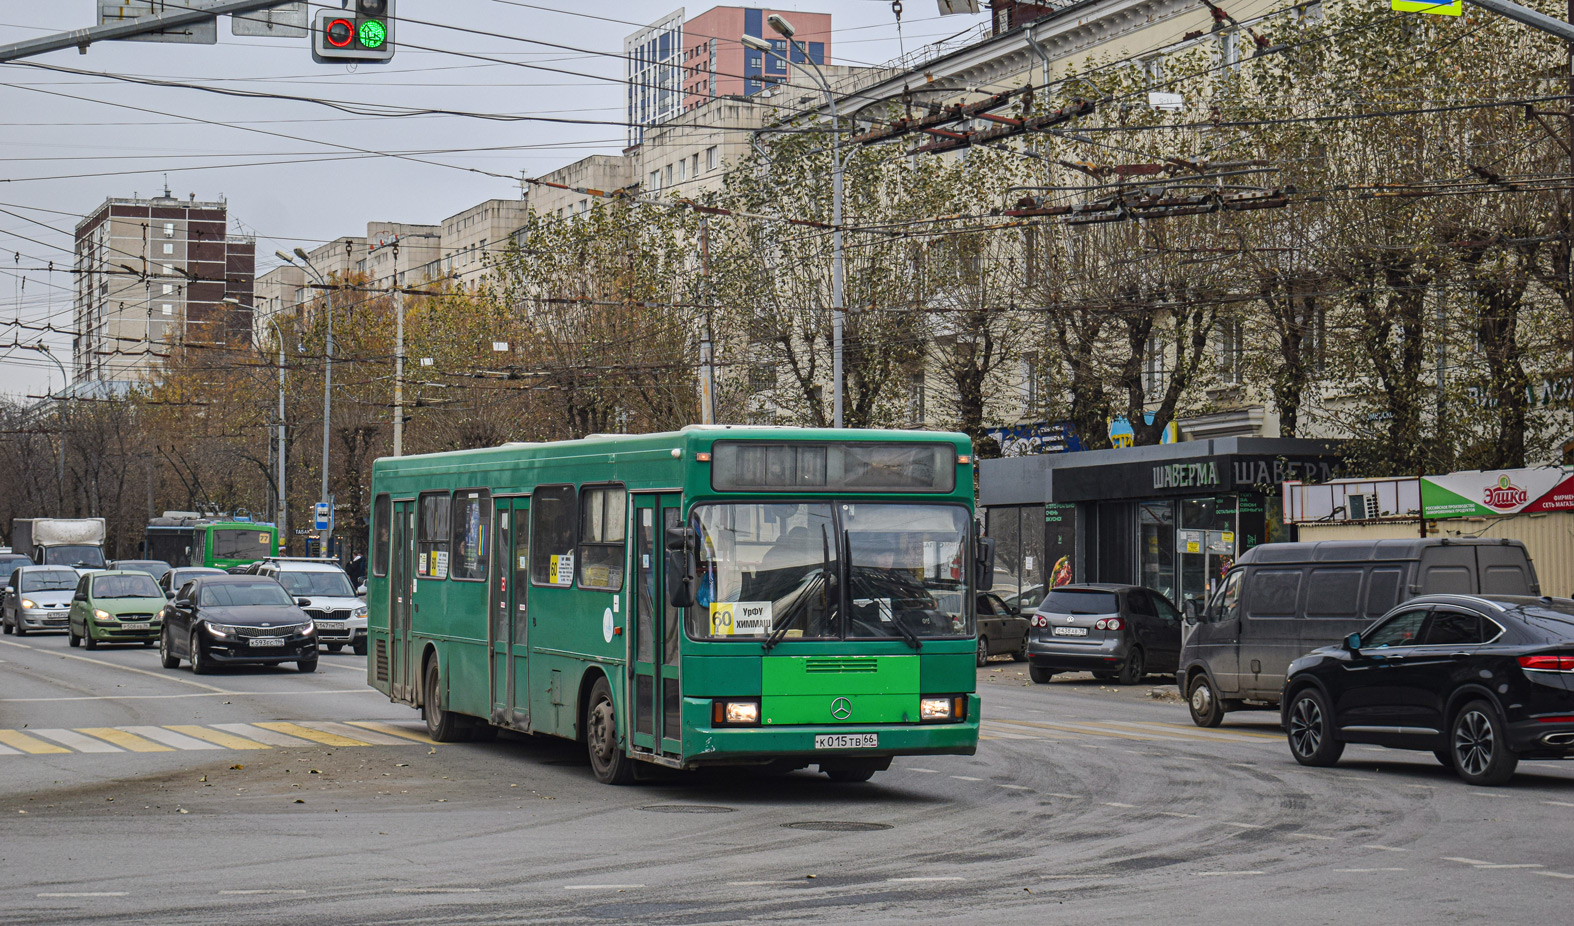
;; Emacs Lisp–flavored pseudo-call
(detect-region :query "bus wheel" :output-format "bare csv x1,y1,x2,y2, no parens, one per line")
422,658,473,743
585,676,634,785
825,767,876,783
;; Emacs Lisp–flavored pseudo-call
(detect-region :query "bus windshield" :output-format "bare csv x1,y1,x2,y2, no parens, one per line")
212,529,273,559
690,502,971,642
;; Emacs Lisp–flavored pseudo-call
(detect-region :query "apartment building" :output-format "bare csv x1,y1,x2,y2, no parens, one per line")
679,7,831,110
73,192,255,386
432,198,530,283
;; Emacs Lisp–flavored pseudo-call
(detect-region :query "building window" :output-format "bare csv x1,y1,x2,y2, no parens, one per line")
1216,317,1244,384
163,223,175,238
665,163,674,186
691,153,700,178
706,146,718,171
908,372,926,427
160,304,173,316
1143,337,1166,392
676,158,686,182
747,54,762,69
162,284,174,295
162,243,174,255
1020,352,1038,415
1219,31,1241,71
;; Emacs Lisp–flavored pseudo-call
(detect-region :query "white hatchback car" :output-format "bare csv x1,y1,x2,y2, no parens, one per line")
250,559,367,655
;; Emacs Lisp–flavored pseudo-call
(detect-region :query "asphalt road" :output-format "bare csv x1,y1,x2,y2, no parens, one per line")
2,637,1571,925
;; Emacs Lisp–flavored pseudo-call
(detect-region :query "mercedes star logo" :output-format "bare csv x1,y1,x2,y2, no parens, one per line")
830,697,853,720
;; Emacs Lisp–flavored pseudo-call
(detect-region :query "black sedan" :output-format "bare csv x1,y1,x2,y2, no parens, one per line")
1282,594,1574,786
159,575,318,674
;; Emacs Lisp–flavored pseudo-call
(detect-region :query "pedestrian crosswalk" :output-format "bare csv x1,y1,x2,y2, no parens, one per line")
0,720,436,756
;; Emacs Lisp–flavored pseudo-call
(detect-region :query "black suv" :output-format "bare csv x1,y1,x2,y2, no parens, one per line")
1282,594,1574,785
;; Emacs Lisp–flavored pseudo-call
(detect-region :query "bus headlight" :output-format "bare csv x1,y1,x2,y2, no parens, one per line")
712,699,760,726
921,696,967,722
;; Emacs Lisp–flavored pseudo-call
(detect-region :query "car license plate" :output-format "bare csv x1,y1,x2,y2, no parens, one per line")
316,621,345,630
48,610,67,620
815,733,878,750
120,622,151,631
249,638,285,647
1052,626,1088,636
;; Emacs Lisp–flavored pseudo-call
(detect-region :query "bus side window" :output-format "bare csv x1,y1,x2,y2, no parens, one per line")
373,494,391,577
636,508,655,663
578,486,626,591
531,485,577,587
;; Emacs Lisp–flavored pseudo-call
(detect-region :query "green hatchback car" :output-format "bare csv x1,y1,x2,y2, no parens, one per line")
68,571,166,649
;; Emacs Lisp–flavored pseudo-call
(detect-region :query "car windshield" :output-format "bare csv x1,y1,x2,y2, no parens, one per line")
115,561,170,580
0,556,32,571
20,569,79,592
42,545,106,568
276,570,355,598
93,574,162,599
1040,589,1119,615
688,501,971,642
198,581,294,608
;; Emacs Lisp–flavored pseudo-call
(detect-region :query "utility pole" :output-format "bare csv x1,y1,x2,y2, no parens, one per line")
698,216,716,425
393,242,405,456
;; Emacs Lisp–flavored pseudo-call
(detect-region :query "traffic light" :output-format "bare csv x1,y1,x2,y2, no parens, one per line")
313,0,395,64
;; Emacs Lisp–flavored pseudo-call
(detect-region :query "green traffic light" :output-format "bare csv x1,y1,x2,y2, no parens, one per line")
358,19,387,49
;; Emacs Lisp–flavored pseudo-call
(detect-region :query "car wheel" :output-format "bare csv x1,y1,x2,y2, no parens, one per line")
297,655,318,673
68,626,80,647
14,619,26,636
1116,646,1145,685
422,657,473,743
1,616,9,635
1187,674,1225,728
1451,700,1519,787
584,675,634,784
1029,665,1055,684
159,630,180,669
189,632,210,675
1286,688,1345,767
353,640,367,657
1012,634,1028,662
84,629,98,650
976,637,989,668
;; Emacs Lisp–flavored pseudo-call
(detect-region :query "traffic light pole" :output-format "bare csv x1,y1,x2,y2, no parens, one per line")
0,0,294,64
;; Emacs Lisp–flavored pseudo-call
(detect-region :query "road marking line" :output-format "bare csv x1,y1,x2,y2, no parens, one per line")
726,880,804,886
1467,792,1511,799
165,725,271,750
252,722,371,747
1102,802,1136,808
0,639,225,692
564,884,644,890
75,728,172,753
0,730,71,755
1223,822,1267,829
118,726,226,751
1197,871,1263,877
30,729,122,753
37,892,127,897
888,877,965,882
1157,811,1196,818
211,723,318,747
301,721,412,746
1335,868,1406,873
220,890,308,895
392,888,483,894
1534,871,1574,880
1045,792,1078,799
1478,864,1543,869
1542,801,1574,808
344,720,440,745
950,775,983,781
1443,857,1496,866
1289,833,1336,841
904,768,940,774
1362,845,1408,853
1000,784,1032,791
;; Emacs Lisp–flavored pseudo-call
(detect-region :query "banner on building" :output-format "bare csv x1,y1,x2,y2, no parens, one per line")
988,421,1083,456
1421,468,1574,519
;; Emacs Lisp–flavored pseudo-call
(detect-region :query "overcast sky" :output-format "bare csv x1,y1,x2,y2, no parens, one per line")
0,0,989,398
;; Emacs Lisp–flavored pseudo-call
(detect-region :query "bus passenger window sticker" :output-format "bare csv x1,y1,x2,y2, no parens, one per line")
549,552,575,586
432,551,449,580
710,601,773,636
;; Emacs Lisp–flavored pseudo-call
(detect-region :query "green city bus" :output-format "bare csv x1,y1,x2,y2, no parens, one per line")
366,426,987,784
144,516,280,571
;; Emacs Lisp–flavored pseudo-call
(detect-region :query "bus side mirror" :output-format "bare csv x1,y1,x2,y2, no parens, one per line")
975,537,996,592
665,526,698,609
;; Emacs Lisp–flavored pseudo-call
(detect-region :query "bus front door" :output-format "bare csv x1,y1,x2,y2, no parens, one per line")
390,500,415,702
631,494,682,757
489,498,530,728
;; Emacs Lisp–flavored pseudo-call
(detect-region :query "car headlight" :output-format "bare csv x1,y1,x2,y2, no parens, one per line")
19,599,36,610
300,621,316,635
920,696,967,722
204,622,232,638
94,609,114,621
711,699,760,726
352,606,367,618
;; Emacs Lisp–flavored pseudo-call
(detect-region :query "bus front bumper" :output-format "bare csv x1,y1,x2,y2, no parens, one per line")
680,694,980,767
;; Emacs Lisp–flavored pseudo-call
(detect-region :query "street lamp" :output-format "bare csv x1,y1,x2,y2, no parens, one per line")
28,343,67,515
275,248,334,555
223,297,286,546
742,16,847,427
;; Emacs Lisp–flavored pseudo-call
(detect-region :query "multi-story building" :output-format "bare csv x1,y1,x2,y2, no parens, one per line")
73,191,254,386
432,198,530,284
625,8,686,147
360,222,441,289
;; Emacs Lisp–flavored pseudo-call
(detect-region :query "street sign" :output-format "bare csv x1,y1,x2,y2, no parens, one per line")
232,1,307,37
1391,0,1463,14
314,501,332,531
99,1,218,44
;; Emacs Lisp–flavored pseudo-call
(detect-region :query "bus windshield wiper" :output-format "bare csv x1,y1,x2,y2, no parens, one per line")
844,529,921,652
763,524,833,652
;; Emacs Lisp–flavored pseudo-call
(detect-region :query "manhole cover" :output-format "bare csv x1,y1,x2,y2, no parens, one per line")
782,821,892,832
640,804,735,814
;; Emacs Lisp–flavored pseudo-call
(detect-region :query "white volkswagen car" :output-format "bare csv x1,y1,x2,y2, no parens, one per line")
249,559,367,655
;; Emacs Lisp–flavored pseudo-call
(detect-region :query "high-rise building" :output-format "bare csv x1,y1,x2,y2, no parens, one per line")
73,192,255,386
624,6,834,146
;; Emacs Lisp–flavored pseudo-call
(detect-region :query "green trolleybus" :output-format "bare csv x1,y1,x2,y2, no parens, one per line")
143,515,280,571
366,426,988,784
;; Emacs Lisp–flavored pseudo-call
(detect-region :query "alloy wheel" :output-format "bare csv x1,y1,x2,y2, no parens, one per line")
1289,696,1323,758
1454,709,1495,778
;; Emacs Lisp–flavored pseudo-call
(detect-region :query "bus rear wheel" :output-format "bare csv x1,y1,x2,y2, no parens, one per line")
422,658,474,743
585,676,634,785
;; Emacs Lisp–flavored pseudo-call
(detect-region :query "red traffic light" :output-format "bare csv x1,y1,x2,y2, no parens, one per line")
325,18,355,48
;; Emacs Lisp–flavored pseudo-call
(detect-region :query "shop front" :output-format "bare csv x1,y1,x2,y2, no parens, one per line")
979,438,1341,611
